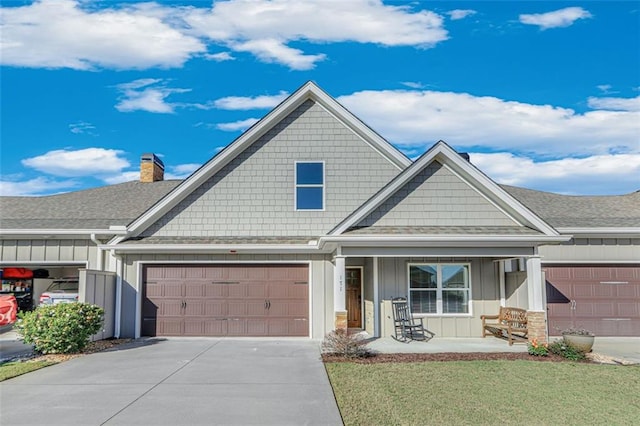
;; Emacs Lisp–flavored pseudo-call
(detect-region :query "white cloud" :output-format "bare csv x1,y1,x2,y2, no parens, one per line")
166,163,201,179
0,176,80,196
447,9,476,20
0,0,205,70
519,7,592,30
1,0,448,71
69,121,96,135
102,171,140,185
204,52,235,62
214,91,289,110
401,81,425,89
230,39,326,70
337,90,640,157
115,79,190,113
587,96,640,112
216,118,260,132
470,152,640,195
22,148,130,177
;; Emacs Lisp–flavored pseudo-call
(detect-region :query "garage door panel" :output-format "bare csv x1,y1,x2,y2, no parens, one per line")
206,283,230,298
205,300,227,316
158,319,182,335
184,300,205,316
618,302,639,316
246,320,268,335
245,282,267,298
546,266,640,337
227,318,246,335
184,282,207,297
616,285,637,298
143,265,309,337
160,300,183,316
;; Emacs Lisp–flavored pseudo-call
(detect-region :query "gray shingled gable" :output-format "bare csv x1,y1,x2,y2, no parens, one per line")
501,185,640,228
0,180,181,229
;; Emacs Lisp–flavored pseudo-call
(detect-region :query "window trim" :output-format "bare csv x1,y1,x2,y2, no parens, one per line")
407,262,472,317
294,161,325,211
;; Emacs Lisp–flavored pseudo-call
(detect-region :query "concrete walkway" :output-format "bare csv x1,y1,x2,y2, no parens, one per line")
0,338,343,426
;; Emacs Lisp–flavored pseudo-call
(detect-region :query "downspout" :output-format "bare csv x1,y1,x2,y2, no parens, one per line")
111,250,123,339
90,233,103,271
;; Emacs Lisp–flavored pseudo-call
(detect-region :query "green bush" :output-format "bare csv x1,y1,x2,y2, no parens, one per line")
15,303,104,354
548,339,587,361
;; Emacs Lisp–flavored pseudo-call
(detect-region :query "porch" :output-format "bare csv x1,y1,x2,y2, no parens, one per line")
365,336,528,354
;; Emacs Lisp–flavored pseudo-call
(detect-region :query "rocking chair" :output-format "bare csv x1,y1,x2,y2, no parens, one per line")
391,297,435,342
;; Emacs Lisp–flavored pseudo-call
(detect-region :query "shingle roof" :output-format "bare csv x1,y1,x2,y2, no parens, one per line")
1,178,637,233
344,226,542,235
500,185,640,228
121,236,314,245
0,180,181,229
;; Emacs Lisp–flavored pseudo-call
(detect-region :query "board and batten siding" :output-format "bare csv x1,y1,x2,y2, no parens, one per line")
378,257,501,338
540,238,640,263
117,253,333,339
0,239,94,267
356,162,519,228
140,99,402,238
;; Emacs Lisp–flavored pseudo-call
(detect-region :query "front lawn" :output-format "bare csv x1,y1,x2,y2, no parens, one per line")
325,360,640,425
0,361,56,381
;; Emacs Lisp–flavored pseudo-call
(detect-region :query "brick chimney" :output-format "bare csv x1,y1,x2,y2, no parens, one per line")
140,153,164,183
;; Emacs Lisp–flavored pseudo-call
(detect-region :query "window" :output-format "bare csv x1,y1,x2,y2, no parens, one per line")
295,162,324,210
409,264,470,314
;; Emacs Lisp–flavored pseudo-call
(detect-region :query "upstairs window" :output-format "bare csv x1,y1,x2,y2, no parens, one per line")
295,162,324,210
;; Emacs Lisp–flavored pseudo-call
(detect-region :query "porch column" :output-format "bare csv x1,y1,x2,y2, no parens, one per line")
526,255,547,343
334,255,347,331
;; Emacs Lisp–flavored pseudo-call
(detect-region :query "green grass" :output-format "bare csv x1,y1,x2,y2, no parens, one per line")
0,361,56,381
325,360,640,426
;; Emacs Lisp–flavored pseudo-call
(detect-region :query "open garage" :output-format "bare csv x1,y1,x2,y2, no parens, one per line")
141,264,310,337
546,266,640,336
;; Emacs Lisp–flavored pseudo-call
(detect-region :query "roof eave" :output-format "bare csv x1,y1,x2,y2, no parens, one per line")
100,242,325,255
0,228,128,239
319,234,571,248
556,227,640,237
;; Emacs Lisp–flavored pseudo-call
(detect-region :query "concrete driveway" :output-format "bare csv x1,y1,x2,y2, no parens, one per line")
0,338,343,426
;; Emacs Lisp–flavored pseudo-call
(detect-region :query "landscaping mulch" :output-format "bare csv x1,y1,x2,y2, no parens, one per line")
323,351,585,364
24,338,134,364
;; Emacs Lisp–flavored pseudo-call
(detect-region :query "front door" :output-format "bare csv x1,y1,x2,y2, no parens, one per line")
346,268,362,328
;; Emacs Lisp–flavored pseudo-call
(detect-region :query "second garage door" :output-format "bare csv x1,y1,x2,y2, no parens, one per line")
142,264,309,337
546,266,640,336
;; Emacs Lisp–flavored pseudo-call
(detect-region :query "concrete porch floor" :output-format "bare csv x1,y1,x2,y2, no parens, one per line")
365,336,528,354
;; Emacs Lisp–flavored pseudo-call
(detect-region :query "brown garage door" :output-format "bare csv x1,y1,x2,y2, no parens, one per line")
142,264,309,337
546,266,640,336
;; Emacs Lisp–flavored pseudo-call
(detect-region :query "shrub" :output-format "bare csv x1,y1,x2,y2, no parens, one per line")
15,303,104,354
322,329,375,358
548,339,587,361
527,339,549,356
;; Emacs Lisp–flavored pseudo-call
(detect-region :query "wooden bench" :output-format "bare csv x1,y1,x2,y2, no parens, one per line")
481,307,528,345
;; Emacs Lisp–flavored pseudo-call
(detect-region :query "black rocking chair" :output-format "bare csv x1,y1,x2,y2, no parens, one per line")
391,297,435,342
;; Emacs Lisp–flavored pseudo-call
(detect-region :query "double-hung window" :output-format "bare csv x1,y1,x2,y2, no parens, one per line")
295,162,324,210
408,263,470,314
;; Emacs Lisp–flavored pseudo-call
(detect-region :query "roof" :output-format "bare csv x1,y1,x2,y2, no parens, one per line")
0,180,180,230
501,185,640,228
343,226,542,235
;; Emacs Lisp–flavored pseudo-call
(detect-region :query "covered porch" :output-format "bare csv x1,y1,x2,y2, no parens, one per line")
328,241,550,343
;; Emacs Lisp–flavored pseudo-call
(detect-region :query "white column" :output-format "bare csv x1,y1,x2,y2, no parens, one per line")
333,255,346,311
526,256,544,311
498,260,506,307
373,256,380,337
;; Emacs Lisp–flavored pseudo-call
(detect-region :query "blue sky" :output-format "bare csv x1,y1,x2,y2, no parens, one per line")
1,0,638,197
